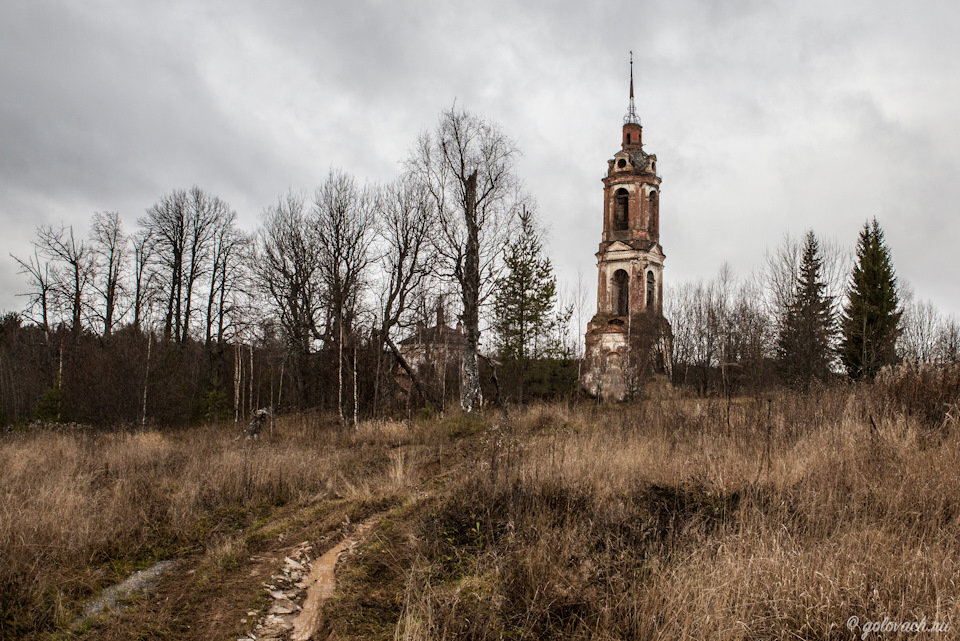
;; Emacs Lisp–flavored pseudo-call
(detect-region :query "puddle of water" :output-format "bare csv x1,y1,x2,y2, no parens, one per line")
75,559,178,627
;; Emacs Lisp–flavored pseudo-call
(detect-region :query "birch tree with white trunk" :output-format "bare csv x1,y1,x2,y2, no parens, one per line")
407,106,522,412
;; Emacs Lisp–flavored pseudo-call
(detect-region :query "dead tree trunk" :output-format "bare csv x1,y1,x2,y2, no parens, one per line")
249,343,254,417
386,337,433,407
461,171,482,412
338,320,344,420
233,342,241,423
353,342,358,427
141,330,152,428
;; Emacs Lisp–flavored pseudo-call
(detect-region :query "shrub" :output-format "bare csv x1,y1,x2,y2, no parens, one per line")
872,362,960,428
34,386,65,422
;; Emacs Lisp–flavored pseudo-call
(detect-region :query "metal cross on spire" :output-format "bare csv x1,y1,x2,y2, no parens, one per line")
624,50,640,125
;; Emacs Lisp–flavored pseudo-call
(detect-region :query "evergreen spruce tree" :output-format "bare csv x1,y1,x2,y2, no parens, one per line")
492,207,557,398
776,230,835,388
839,218,902,379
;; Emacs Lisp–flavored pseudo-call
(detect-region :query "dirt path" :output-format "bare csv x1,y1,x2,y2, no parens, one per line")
70,441,464,641
71,501,363,641
291,518,376,640
236,515,380,641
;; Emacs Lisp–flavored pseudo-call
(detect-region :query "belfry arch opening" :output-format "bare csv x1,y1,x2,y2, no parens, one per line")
646,271,656,310
614,188,629,231
612,269,629,316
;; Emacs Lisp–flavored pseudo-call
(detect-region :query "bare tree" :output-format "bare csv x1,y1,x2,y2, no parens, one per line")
143,189,188,340
552,284,578,360
762,233,801,333
937,317,960,364
313,169,376,418
572,270,590,381
89,211,127,336
663,282,691,385
898,291,959,365
666,264,775,393
314,170,375,342
182,187,230,341
900,297,935,364
725,276,775,391
213,233,253,345
374,177,435,338
407,106,521,412
143,187,231,342
253,192,325,412
204,209,247,345
11,246,54,331
666,276,724,392
254,192,324,356
36,224,94,334
371,176,436,405
131,229,159,331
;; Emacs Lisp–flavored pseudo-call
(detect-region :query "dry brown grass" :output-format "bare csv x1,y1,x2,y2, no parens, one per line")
0,413,449,639
329,390,960,640
874,361,960,428
6,384,960,640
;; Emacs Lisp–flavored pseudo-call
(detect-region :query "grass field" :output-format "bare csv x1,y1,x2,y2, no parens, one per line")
2,382,959,639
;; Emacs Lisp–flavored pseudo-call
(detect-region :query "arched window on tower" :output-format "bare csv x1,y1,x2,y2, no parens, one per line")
612,269,629,316
646,271,656,311
648,190,658,234
614,189,629,231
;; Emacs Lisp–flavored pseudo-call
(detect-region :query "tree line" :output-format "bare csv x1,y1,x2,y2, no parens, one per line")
3,105,958,426
2,107,576,427
666,220,960,396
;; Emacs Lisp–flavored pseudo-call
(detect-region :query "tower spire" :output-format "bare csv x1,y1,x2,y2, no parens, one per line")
624,50,640,125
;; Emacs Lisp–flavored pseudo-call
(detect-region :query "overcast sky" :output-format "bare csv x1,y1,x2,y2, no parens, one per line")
1,0,958,320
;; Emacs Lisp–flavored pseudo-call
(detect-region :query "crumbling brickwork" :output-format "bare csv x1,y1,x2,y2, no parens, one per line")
581,104,672,401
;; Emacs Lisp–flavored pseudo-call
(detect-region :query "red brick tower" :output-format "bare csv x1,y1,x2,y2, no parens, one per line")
581,53,672,401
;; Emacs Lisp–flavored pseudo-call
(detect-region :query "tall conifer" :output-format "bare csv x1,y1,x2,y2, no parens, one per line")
777,230,835,388
493,207,557,363
839,218,901,379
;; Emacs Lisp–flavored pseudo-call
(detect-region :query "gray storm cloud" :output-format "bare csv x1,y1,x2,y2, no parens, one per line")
1,0,958,316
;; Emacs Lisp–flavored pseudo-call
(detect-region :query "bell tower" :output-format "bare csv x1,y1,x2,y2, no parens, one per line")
581,53,672,401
